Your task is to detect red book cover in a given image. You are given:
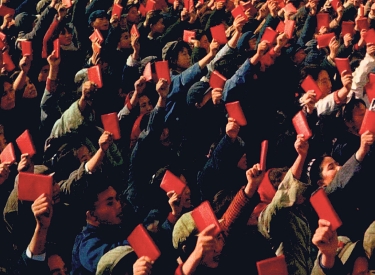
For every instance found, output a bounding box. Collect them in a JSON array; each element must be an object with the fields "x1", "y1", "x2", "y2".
[
  {"x1": 261, "y1": 27, "x2": 278, "y2": 45},
  {"x1": 101, "y1": 113, "x2": 121, "y2": 140},
  {"x1": 191, "y1": 201, "x2": 221, "y2": 236},
  {"x1": 284, "y1": 2, "x2": 297, "y2": 13},
  {"x1": 365, "y1": 73, "x2": 375, "y2": 102},
  {"x1": 276, "y1": 20, "x2": 285, "y2": 34},
  {"x1": 0, "y1": 142, "x2": 15, "y2": 164},
  {"x1": 209, "y1": 70, "x2": 227, "y2": 89},
  {"x1": 359, "y1": 109, "x2": 375, "y2": 135},
  {"x1": 210, "y1": 24, "x2": 228, "y2": 45},
  {"x1": 0, "y1": 5, "x2": 15, "y2": 16},
  {"x1": 184, "y1": 0, "x2": 189, "y2": 10},
  {"x1": 143, "y1": 62, "x2": 153, "y2": 82},
  {"x1": 364, "y1": 28, "x2": 375, "y2": 45},
  {"x1": 183, "y1": 30, "x2": 196, "y2": 43},
  {"x1": 284, "y1": 19, "x2": 295, "y2": 39},
  {"x1": 21, "y1": 40, "x2": 32, "y2": 56},
  {"x1": 316, "y1": 32, "x2": 335, "y2": 49},
  {"x1": 356, "y1": 17, "x2": 368, "y2": 30},
  {"x1": 335, "y1": 58, "x2": 351, "y2": 76},
  {"x1": 131, "y1": 24, "x2": 140, "y2": 38},
  {"x1": 3, "y1": 51, "x2": 15, "y2": 72},
  {"x1": 92, "y1": 41, "x2": 101, "y2": 54},
  {"x1": 62, "y1": 0, "x2": 72, "y2": 8},
  {"x1": 53, "y1": 38, "x2": 60, "y2": 59},
  {"x1": 160, "y1": 170, "x2": 186, "y2": 195},
  {"x1": 231, "y1": 5, "x2": 248, "y2": 20},
  {"x1": 316, "y1": 13, "x2": 330, "y2": 31},
  {"x1": 292, "y1": 110, "x2": 312, "y2": 140},
  {"x1": 260, "y1": 140, "x2": 268, "y2": 172},
  {"x1": 127, "y1": 224, "x2": 161, "y2": 261},
  {"x1": 139, "y1": 4, "x2": 147, "y2": 17},
  {"x1": 331, "y1": 0, "x2": 340, "y2": 11},
  {"x1": 154, "y1": 61, "x2": 171, "y2": 84},
  {"x1": 18, "y1": 172, "x2": 53, "y2": 202},
  {"x1": 0, "y1": 39, "x2": 5, "y2": 51},
  {"x1": 112, "y1": 3, "x2": 123, "y2": 17},
  {"x1": 225, "y1": 101, "x2": 247, "y2": 126},
  {"x1": 0, "y1": 32, "x2": 6, "y2": 41},
  {"x1": 145, "y1": 0, "x2": 156, "y2": 12},
  {"x1": 301, "y1": 75, "x2": 323, "y2": 100},
  {"x1": 341, "y1": 21, "x2": 354, "y2": 36},
  {"x1": 16, "y1": 130, "x2": 36, "y2": 157},
  {"x1": 241, "y1": 1, "x2": 257, "y2": 16},
  {"x1": 87, "y1": 65, "x2": 103, "y2": 88},
  {"x1": 89, "y1": 29, "x2": 104, "y2": 44},
  {"x1": 256, "y1": 255, "x2": 288, "y2": 275},
  {"x1": 155, "y1": 0, "x2": 166, "y2": 11},
  {"x1": 310, "y1": 188, "x2": 342, "y2": 231}
]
